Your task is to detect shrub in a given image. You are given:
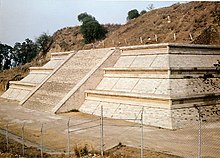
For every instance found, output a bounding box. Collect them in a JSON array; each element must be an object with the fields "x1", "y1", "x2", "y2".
[
  {"x1": 127, "y1": 9, "x2": 140, "y2": 21},
  {"x1": 78, "y1": 12, "x2": 107, "y2": 44}
]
